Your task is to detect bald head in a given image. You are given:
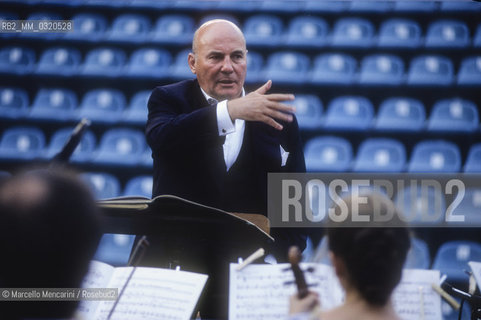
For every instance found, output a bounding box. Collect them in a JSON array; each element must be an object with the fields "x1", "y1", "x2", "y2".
[
  {"x1": 192, "y1": 19, "x2": 245, "y2": 54},
  {"x1": 188, "y1": 19, "x2": 247, "y2": 101}
]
